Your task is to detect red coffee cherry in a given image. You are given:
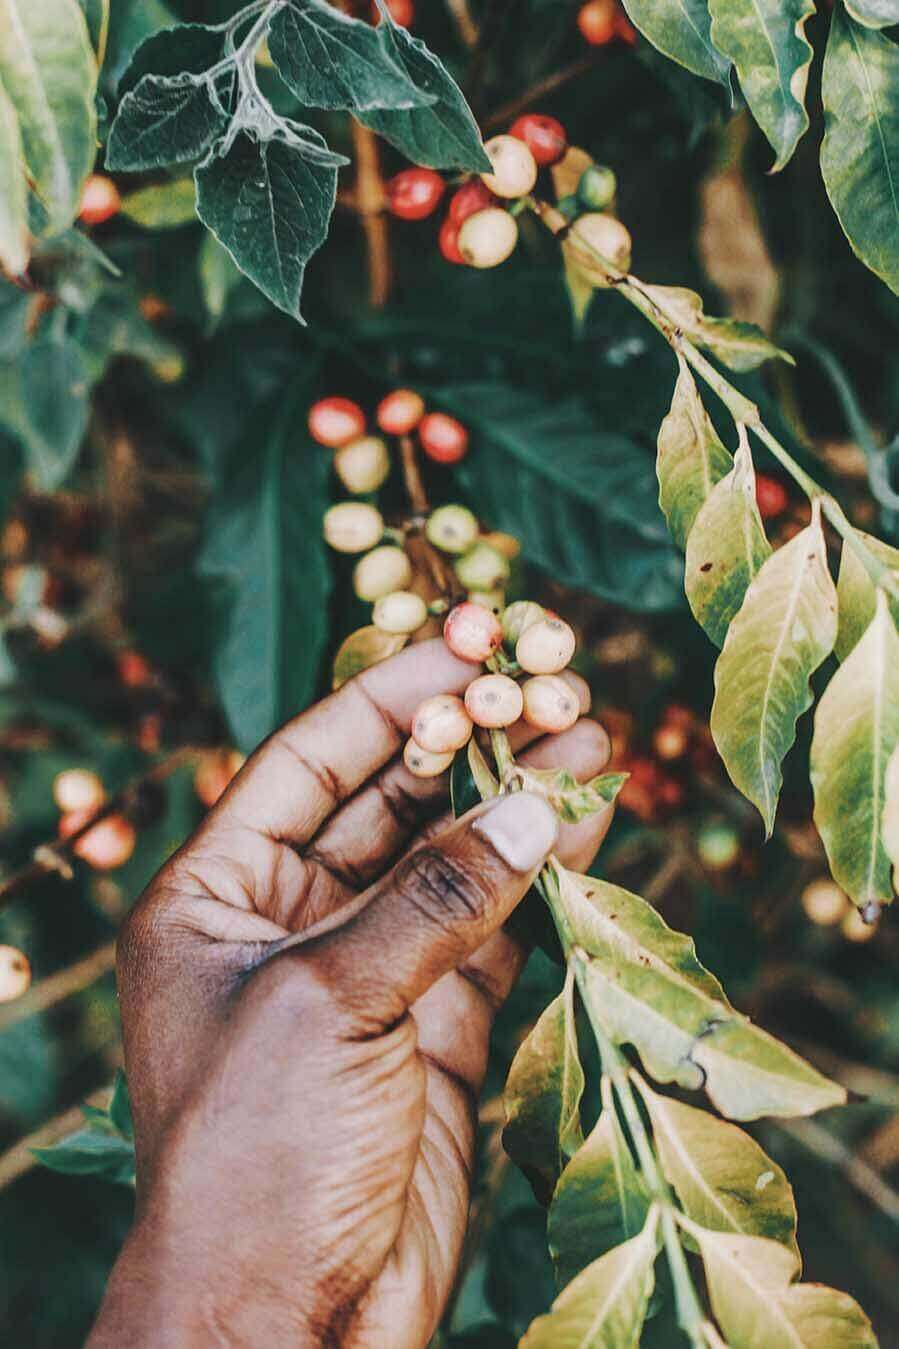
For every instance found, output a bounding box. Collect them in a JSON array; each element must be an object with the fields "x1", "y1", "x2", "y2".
[
  {"x1": 419, "y1": 412, "x2": 469, "y2": 464},
  {"x1": 443, "y1": 602, "x2": 503, "y2": 663},
  {"x1": 308, "y1": 397, "x2": 366, "y2": 448},
  {"x1": 577, "y1": 0, "x2": 617, "y2": 44},
  {"x1": 372, "y1": 0, "x2": 414, "y2": 25},
  {"x1": 386, "y1": 167, "x2": 446, "y2": 220},
  {"x1": 117, "y1": 649, "x2": 153, "y2": 688},
  {"x1": 448, "y1": 180, "x2": 497, "y2": 225},
  {"x1": 755, "y1": 473, "x2": 790, "y2": 519},
  {"x1": 79, "y1": 175, "x2": 121, "y2": 225},
  {"x1": 616, "y1": 11, "x2": 638, "y2": 44},
  {"x1": 508, "y1": 113, "x2": 568, "y2": 167},
  {"x1": 60, "y1": 810, "x2": 137, "y2": 871},
  {"x1": 377, "y1": 388, "x2": 425, "y2": 436},
  {"x1": 439, "y1": 216, "x2": 466, "y2": 265}
]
